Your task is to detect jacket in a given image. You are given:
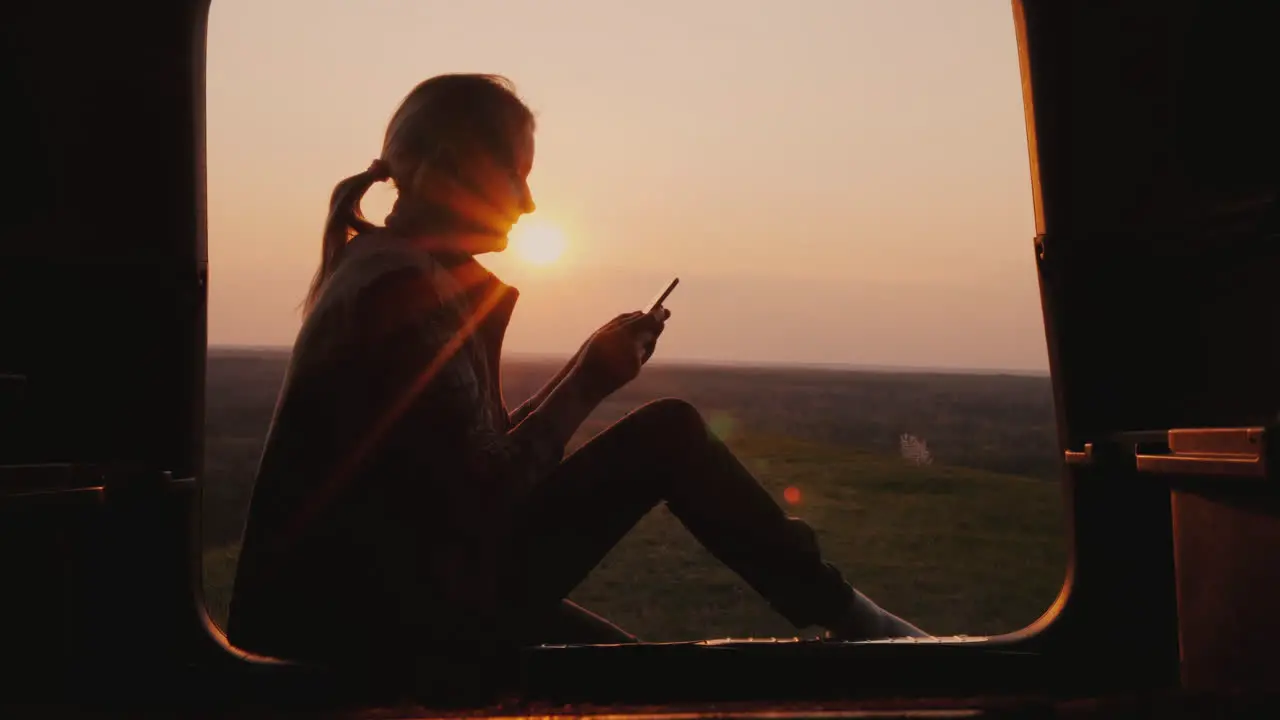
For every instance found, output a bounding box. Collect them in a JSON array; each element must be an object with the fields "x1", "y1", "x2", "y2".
[{"x1": 226, "y1": 231, "x2": 564, "y2": 665}]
